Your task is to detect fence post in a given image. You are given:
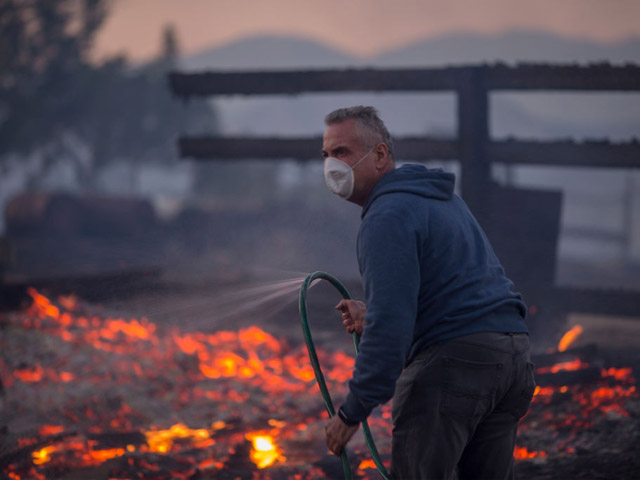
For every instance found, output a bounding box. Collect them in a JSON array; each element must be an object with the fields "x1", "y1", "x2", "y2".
[{"x1": 457, "y1": 66, "x2": 491, "y2": 221}]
